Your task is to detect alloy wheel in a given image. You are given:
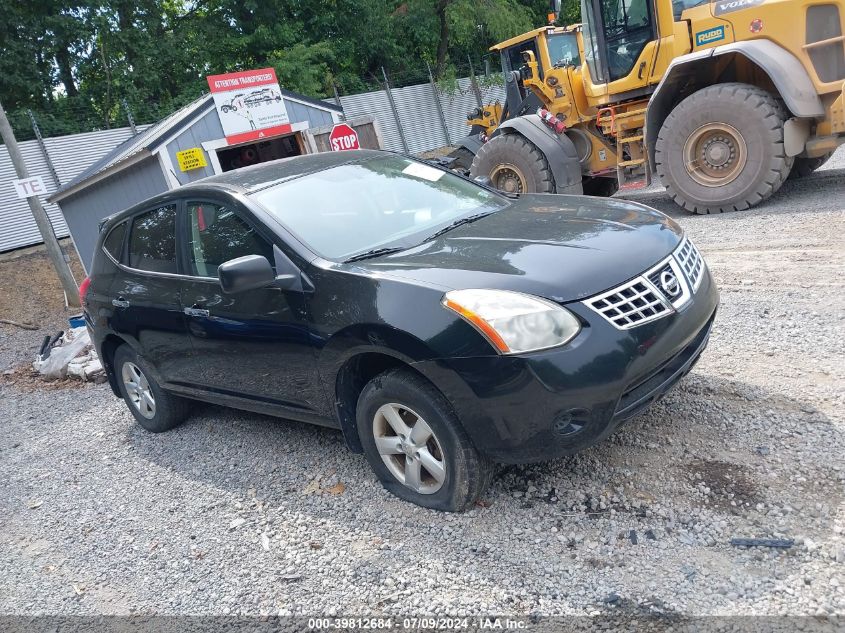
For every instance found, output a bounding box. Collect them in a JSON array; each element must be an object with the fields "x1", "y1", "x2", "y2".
[
  {"x1": 683, "y1": 123, "x2": 748, "y2": 187},
  {"x1": 121, "y1": 361, "x2": 156, "y2": 419},
  {"x1": 372, "y1": 403, "x2": 446, "y2": 494}
]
